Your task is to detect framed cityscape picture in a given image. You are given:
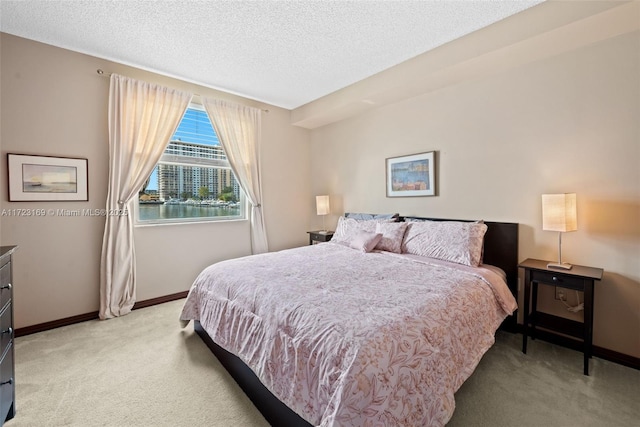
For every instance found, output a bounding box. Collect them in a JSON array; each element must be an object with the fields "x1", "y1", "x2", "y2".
[
  {"x1": 386, "y1": 151, "x2": 436, "y2": 197},
  {"x1": 8, "y1": 153, "x2": 88, "y2": 201}
]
